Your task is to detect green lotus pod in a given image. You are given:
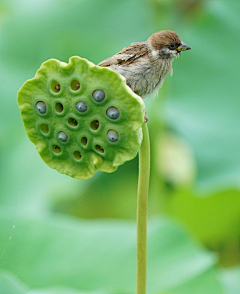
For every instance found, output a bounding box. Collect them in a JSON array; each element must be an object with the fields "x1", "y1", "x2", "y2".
[{"x1": 17, "y1": 56, "x2": 145, "y2": 179}]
